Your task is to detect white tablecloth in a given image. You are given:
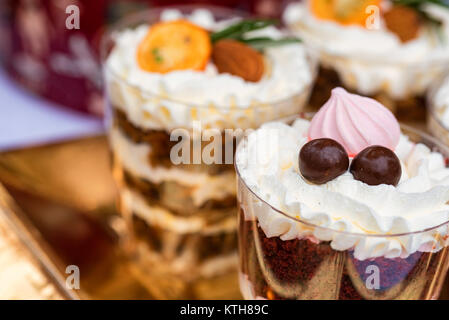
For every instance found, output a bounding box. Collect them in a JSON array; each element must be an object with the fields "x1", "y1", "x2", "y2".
[{"x1": 0, "y1": 70, "x2": 104, "y2": 152}]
